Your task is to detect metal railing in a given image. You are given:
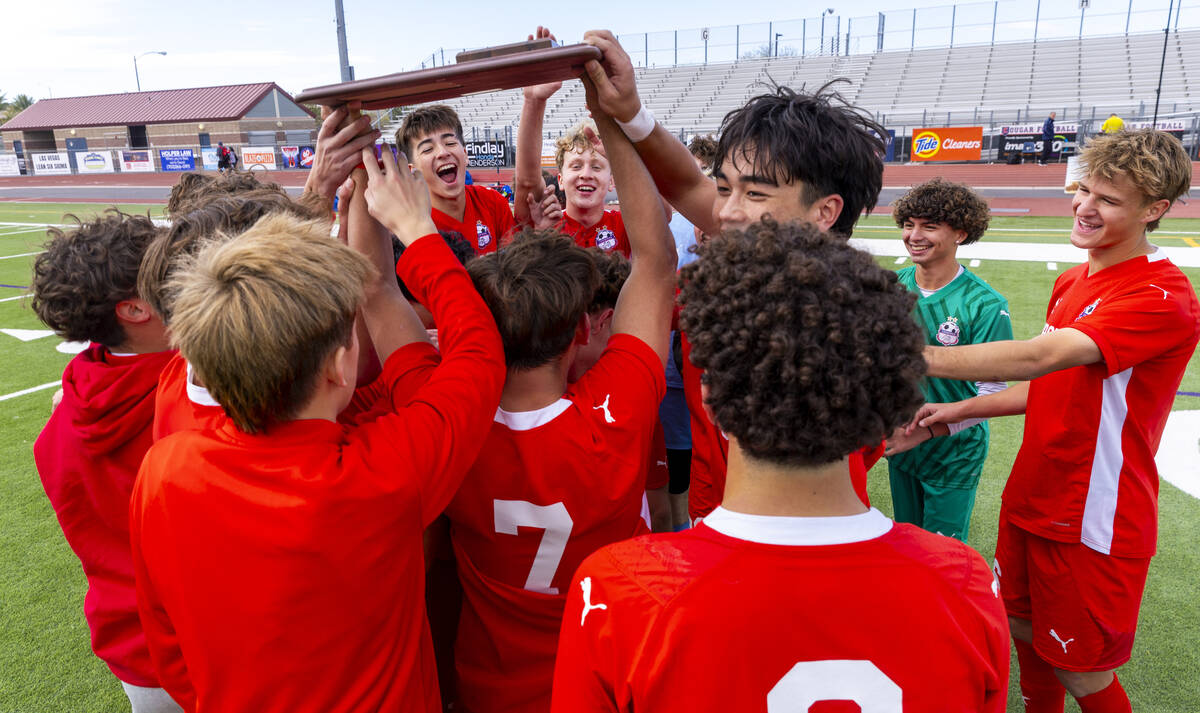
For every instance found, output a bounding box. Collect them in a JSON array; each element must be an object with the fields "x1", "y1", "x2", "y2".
[{"x1": 416, "y1": 0, "x2": 1195, "y2": 69}]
